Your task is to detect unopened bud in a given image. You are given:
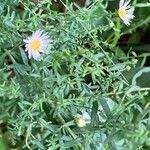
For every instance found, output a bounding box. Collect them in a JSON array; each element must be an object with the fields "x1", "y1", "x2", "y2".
[
  {"x1": 74, "y1": 114, "x2": 87, "y2": 127},
  {"x1": 76, "y1": 118, "x2": 87, "y2": 127}
]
